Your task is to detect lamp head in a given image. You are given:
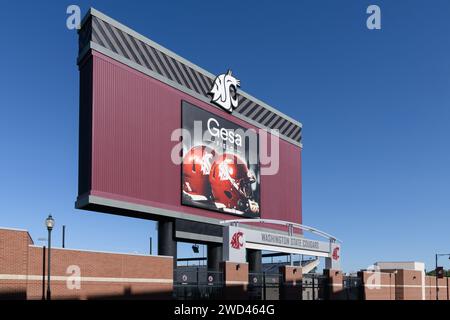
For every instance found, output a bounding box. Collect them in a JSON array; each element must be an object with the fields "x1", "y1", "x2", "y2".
[{"x1": 45, "y1": 215, "x2": 55, "y2": 231}]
